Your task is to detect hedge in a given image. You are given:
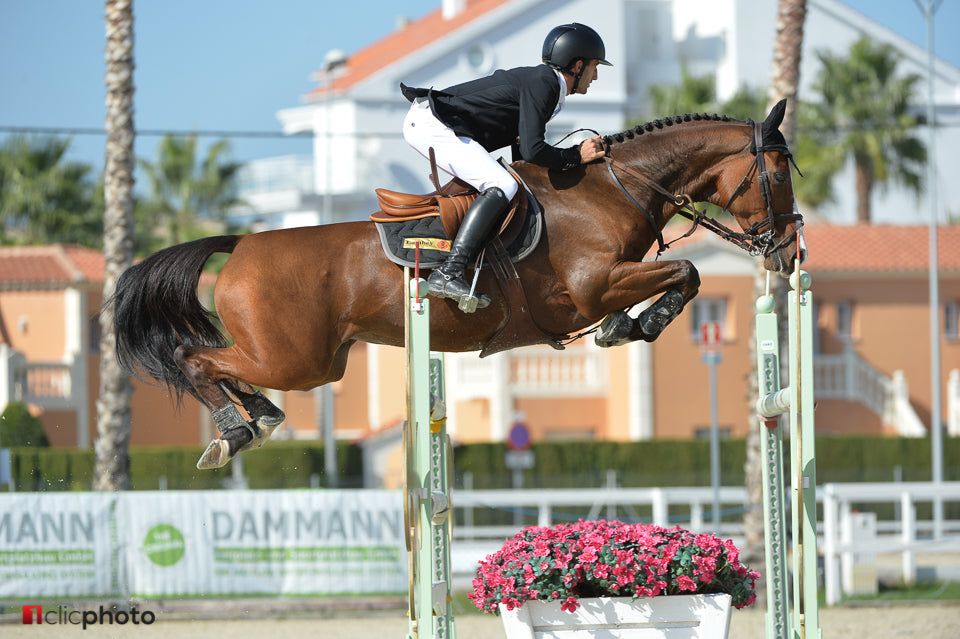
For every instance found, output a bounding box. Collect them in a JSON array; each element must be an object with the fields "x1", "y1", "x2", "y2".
[{"x1": 4, "y1": 435, "x2": 958, "y2": 493}]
